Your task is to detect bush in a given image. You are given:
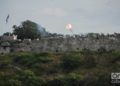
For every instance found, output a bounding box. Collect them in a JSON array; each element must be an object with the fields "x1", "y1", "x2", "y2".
[
  {"x1": 0, "y1": 72, "x2": 22, "y2": 86},
  {"x1": 35, "y1": 52, "x2": 49, "y2": 57},
  {"x1": 17, "y1": 70, "x2": 46, "y2": 86},
  {"x1": 12, "y1": 53, "x2": 35, "y2": 66},
  {"x1": 82, "y1": 55, "x2": 96, "y2": 68},
  {"x1": 47, "y1": 73, "x2": 83, "y2": 86},
  {"x1": 95, "y1": 74, "x2": 111, "y2": 86},
  {"x1": 12, "y1": 52, "x2": 52, "y2": 67},
  {"x1": 60, "y1": 54, "x2": 82, "y2": 70}
]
